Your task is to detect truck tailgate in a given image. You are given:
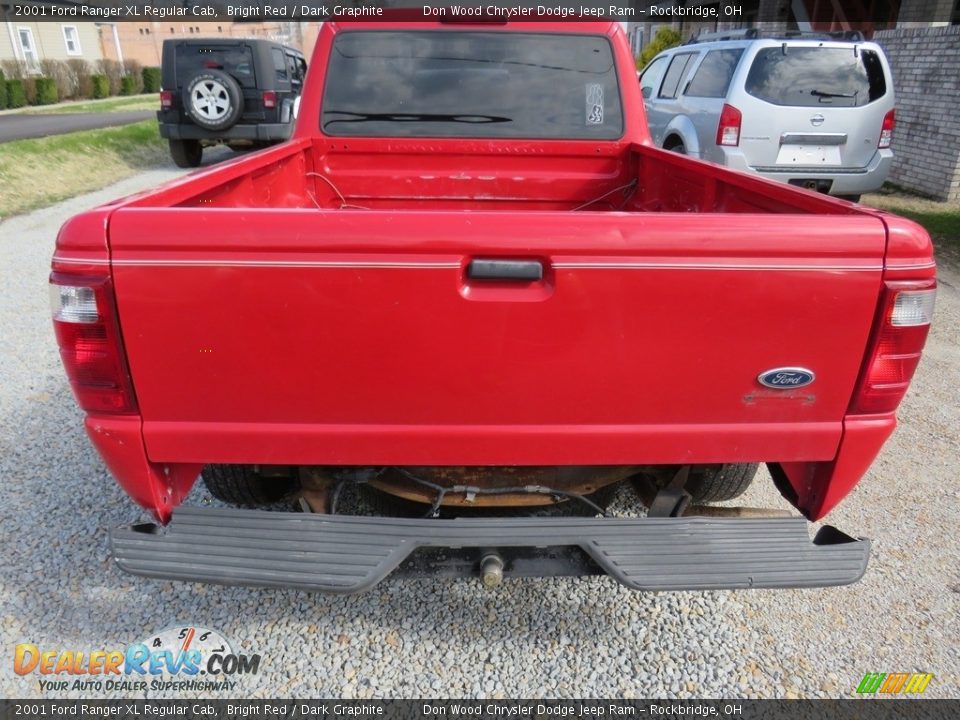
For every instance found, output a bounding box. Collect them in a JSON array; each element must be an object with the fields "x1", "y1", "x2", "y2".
[{"x1": 108, "y1": 208, "x2": 886, "y2": 466}]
